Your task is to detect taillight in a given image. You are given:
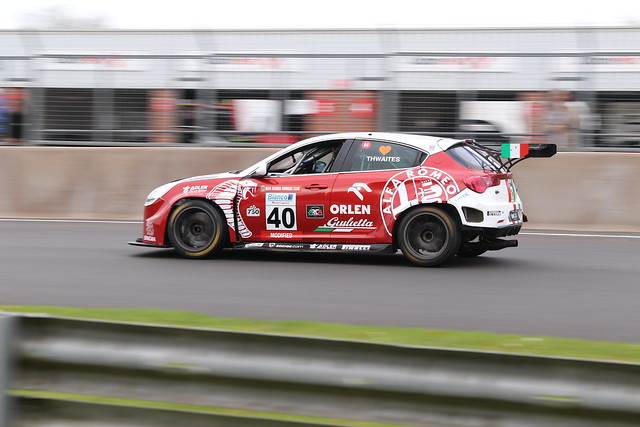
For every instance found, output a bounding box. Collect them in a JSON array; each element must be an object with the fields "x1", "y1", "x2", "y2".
[{"x1": 463, "y1": 175, "x2": 501, "y2": 193}]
